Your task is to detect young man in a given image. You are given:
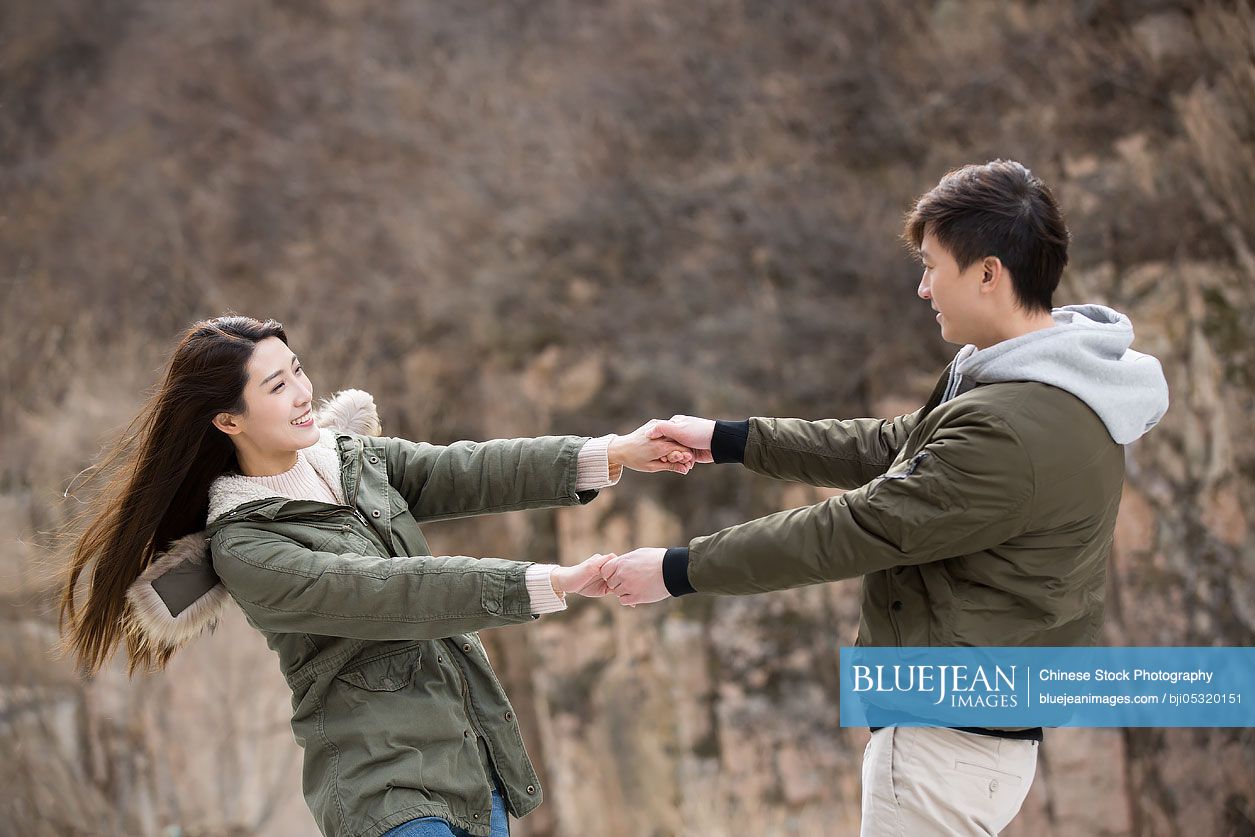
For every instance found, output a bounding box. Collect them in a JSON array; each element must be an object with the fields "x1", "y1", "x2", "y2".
[{"x1": 600, "y1": 160, "x2": 1170, "y2": 835}]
